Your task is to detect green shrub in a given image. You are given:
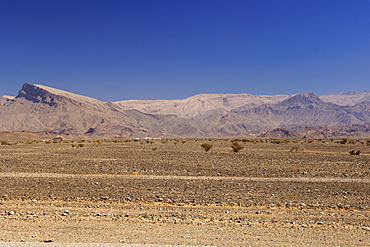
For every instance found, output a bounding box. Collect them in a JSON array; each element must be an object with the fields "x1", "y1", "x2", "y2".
[{"x1": 200, "y1": 143, "x2": 213, "y2": 152}]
